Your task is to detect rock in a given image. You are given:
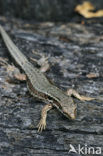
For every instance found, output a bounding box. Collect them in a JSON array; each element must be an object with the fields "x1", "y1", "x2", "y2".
[{"x1": 0, "y1": 18, "x2": 103, "y2": 156}]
